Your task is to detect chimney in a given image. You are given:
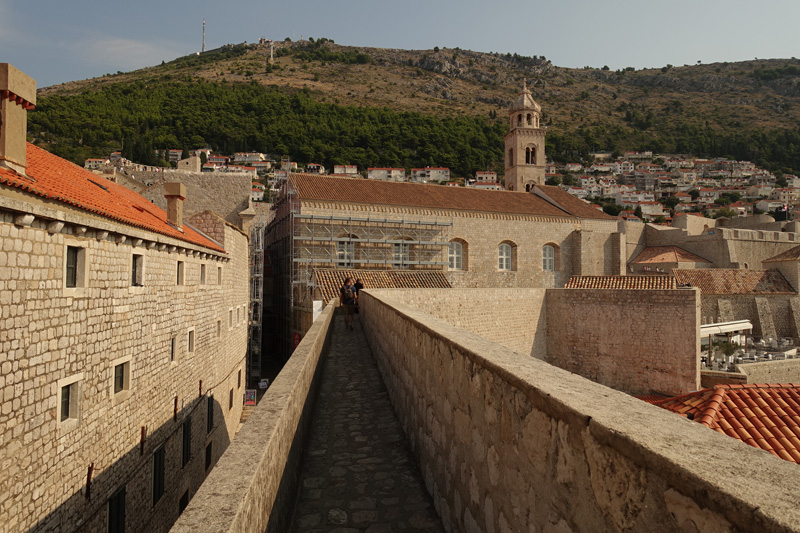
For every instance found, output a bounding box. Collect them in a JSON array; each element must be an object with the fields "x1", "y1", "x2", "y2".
[
  {"x1": 0, "y1": 64, "x2": 36, "y2": 175},
  {"x1": 164, "y1": 182, "x2": 187, "y2": 231}
]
